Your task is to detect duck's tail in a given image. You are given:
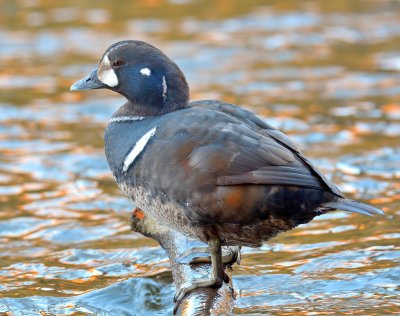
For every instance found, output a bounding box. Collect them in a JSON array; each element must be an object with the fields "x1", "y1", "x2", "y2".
[{"x1": 323, "y1": 198, "x2": 384, "y2": 216}]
